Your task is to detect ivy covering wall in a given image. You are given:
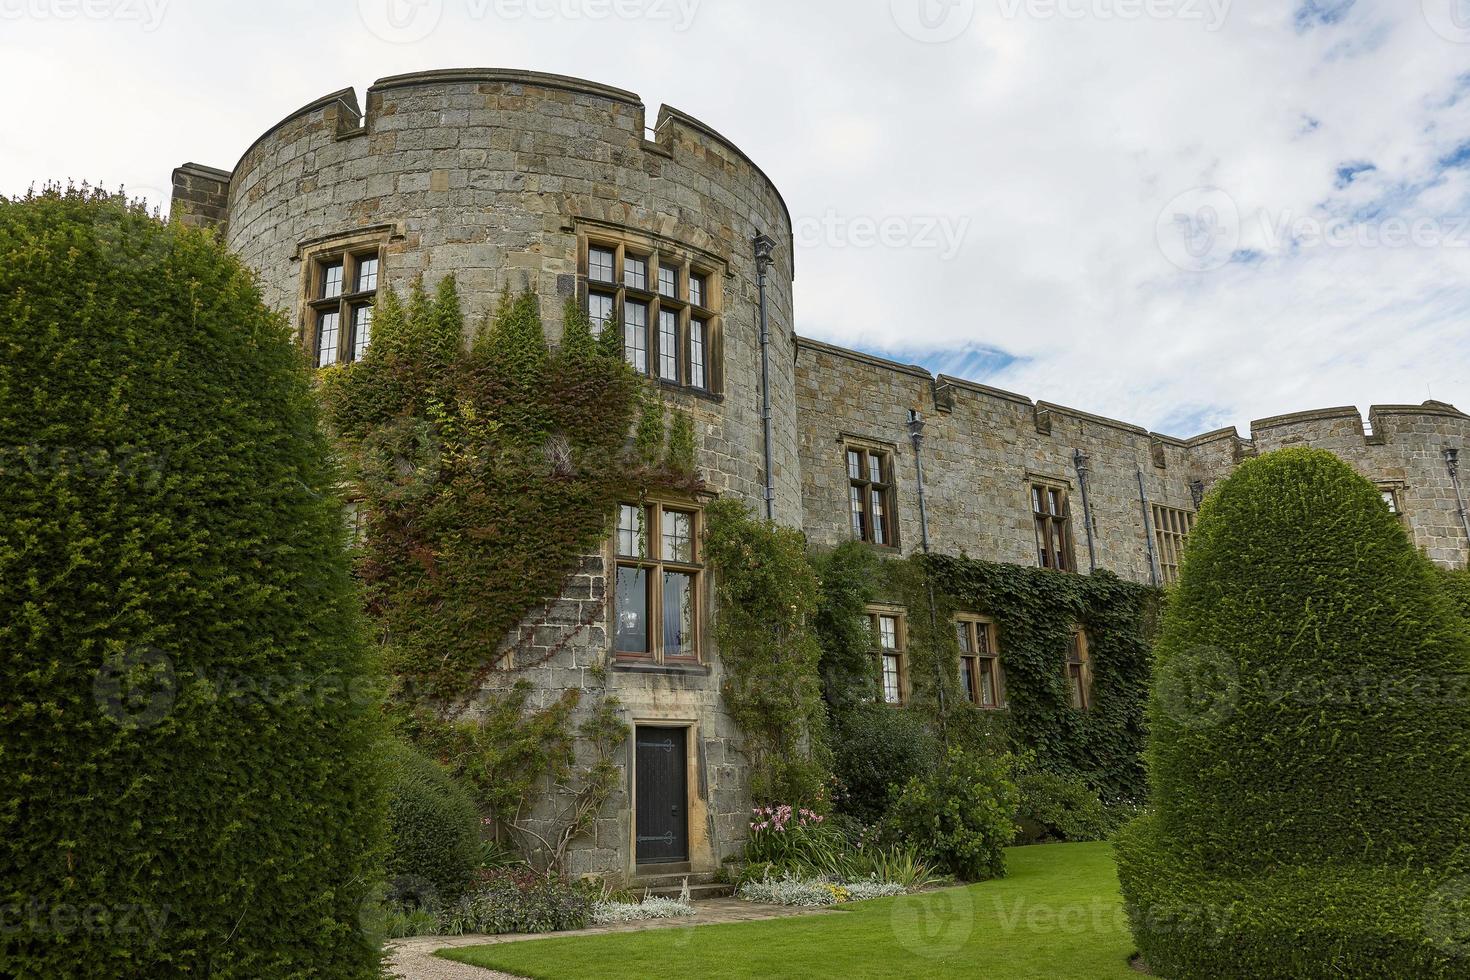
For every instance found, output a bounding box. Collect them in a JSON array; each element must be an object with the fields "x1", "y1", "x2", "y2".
[{"x1": 813, "y1": 548, "x2": 1160, "y2": 803}]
